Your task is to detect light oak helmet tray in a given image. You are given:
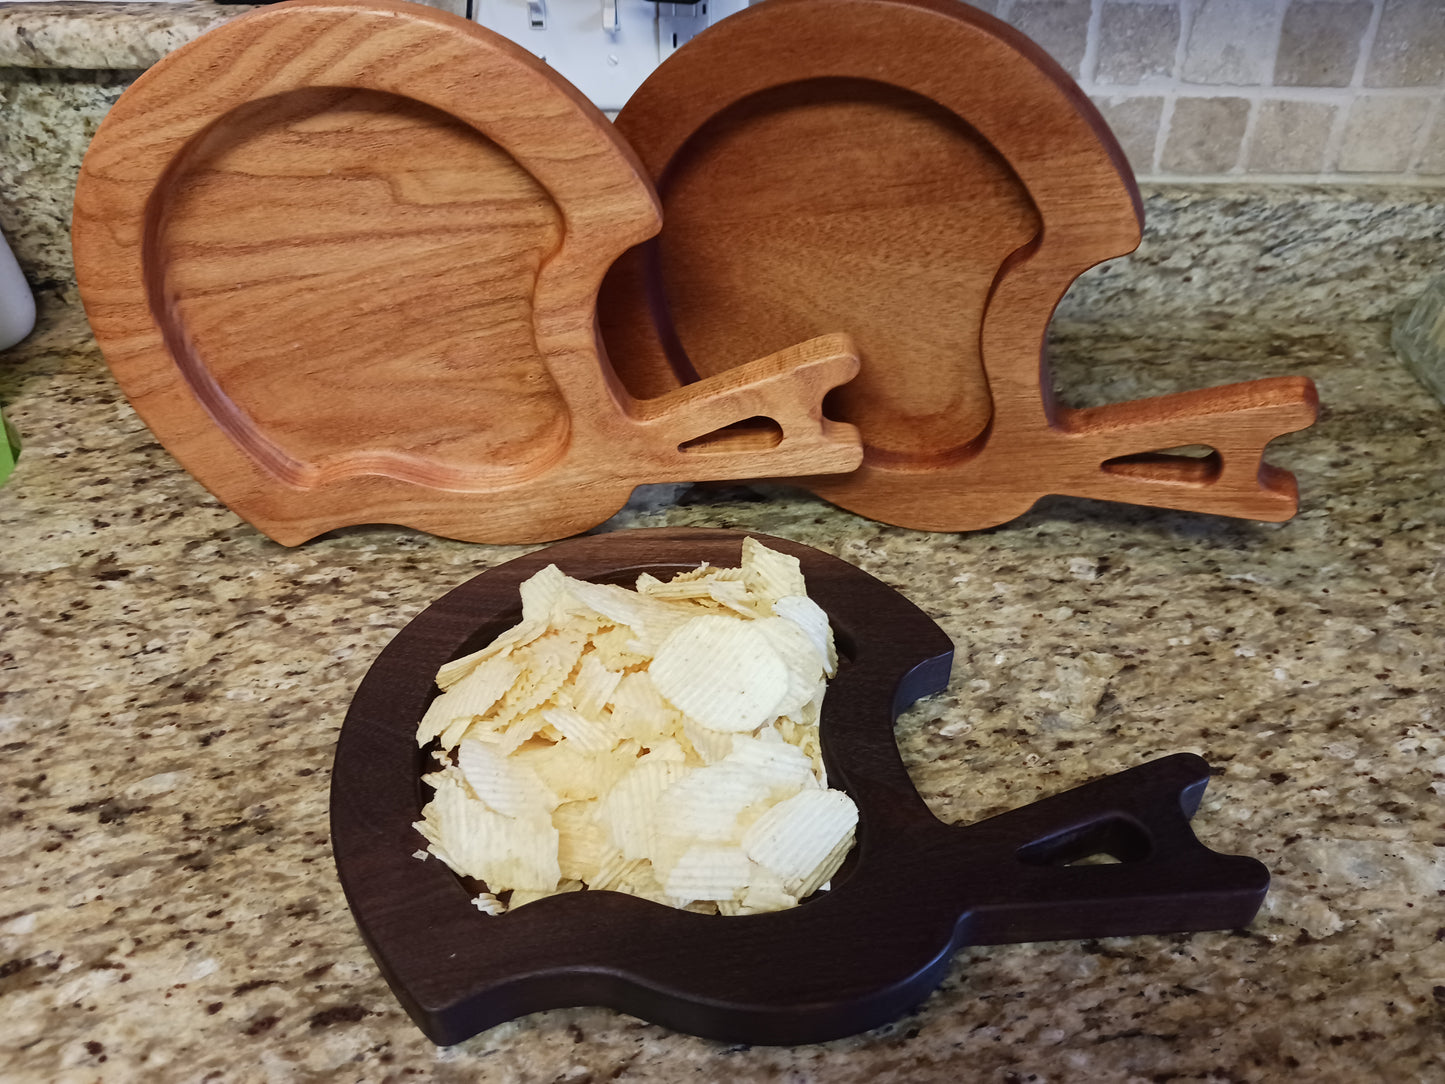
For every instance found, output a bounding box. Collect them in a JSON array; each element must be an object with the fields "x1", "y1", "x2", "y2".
[
  {"x1": 70, "y1": 0, "x2": 864, "y2": 546},
  {"x1": 598, "y1": 0, "x2": 1320, "y2": 531}
]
